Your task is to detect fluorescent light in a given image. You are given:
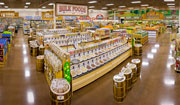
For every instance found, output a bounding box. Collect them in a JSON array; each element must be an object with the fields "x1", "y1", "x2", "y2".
[
  {"x1": 148, "y1": 6, "x2": 153, "y2": 8},
  {"x1": 164, "y1": 0, "x2": 175, "y2": 2},
  {"x1": 48, "y1": 3, "x2": 54, "y2": 5},
  {"x1": 168, "y1": 6, "x2": 175, "y2": 8},
  {"x1": 106, "y1": 3, "x2": 114, "y2": 6},
  {"x1": 4, "y1": 6, "x2": 8, "y2": 8},
  {"x1": 102, "y1": 7, "x2": 107, "y2": 9},
  {"x1": 155, "y1": 44, "x2": 160, "y2": 48},
  {"x1": 89, "y1": 6, "x2": 95, "y2": 8},
  {"x1": 131, "y1": 1, "x2": 141, "y2": 4},
  {"x1": 167, "y1": 3, "x2": 175, "y2": 5},
  {"x1": 42, "y1": 6, "x2": 46, "y2": 8},
  {"x1": 26, "y1": 2, "x2": 31, "y2": 5},
  {"x1": 88, "y1": 1, "x2": 97, "y2": 3},
  {"x1": 24, "y1": 6, "x2": 28, "y2": 8},
  {"x1": 119, "y1": 6, "x2": 126, "y2": 8},
  {"x1": 141, "y1": 4, "x2": 149, "y2": 6},
  {"x1": 0, "y1": 2, "x2": 4, "y2": 5}
]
